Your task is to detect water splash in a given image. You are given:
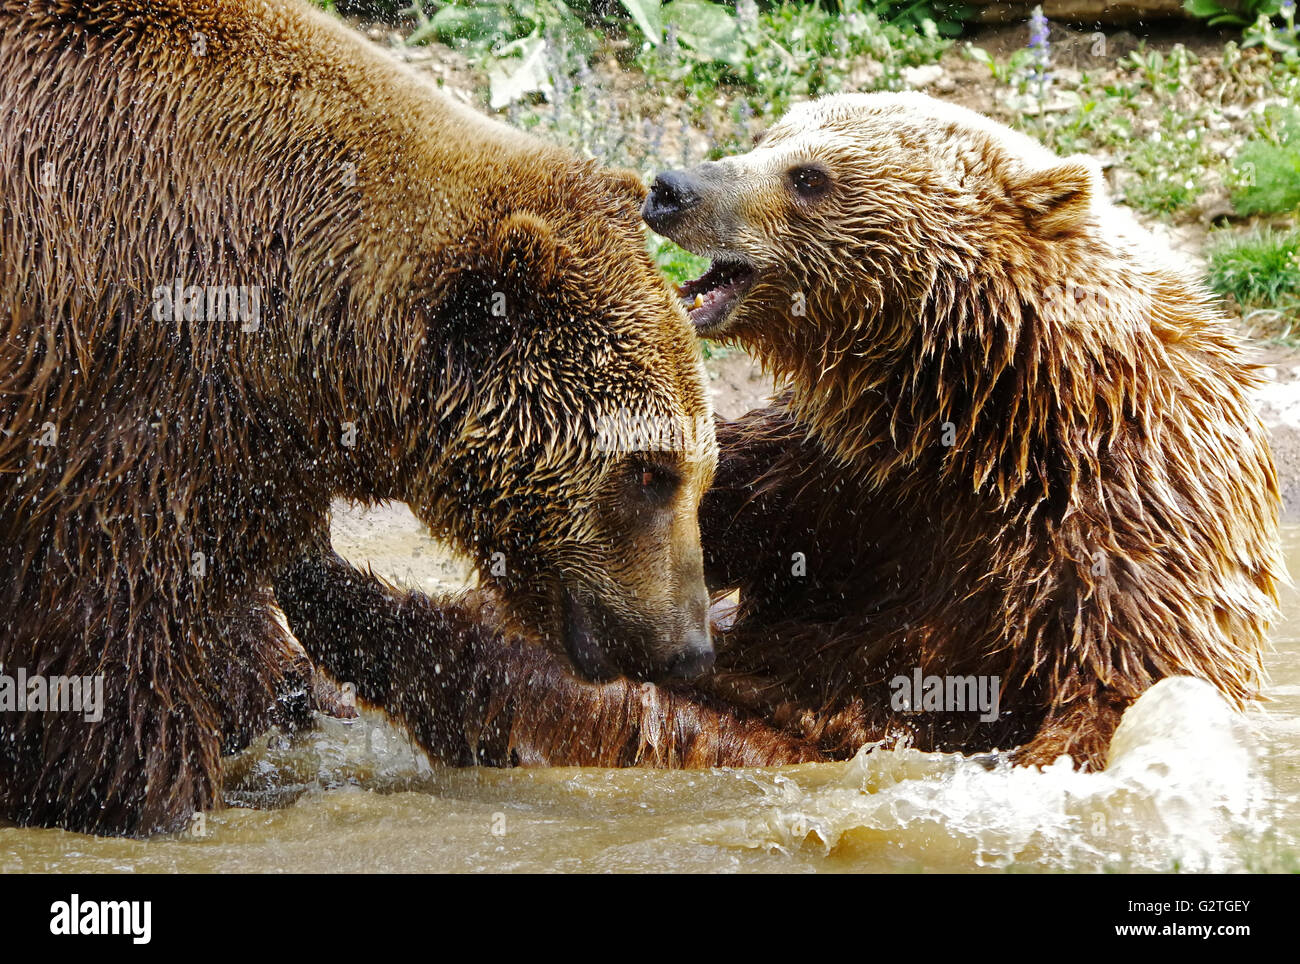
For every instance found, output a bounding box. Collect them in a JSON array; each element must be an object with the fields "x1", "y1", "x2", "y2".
[{"x1": 688, "y1": 678, "x2": 1279, "y2": 872}]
